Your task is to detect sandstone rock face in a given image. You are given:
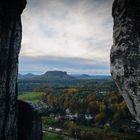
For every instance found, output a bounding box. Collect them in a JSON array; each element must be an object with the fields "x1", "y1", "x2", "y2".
[
  {"x1": 0, "y1": 1, "x2": 26, "y2": 140},
  {"x1": 0, "y1": 1, "x2": 42, "y2": 140},
  {"x1": 111, "y1": 0, "x2": 140, "y2": 123},
  {"x1": 18, "y1": 100, "x2": 42, "y2": 140}
]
